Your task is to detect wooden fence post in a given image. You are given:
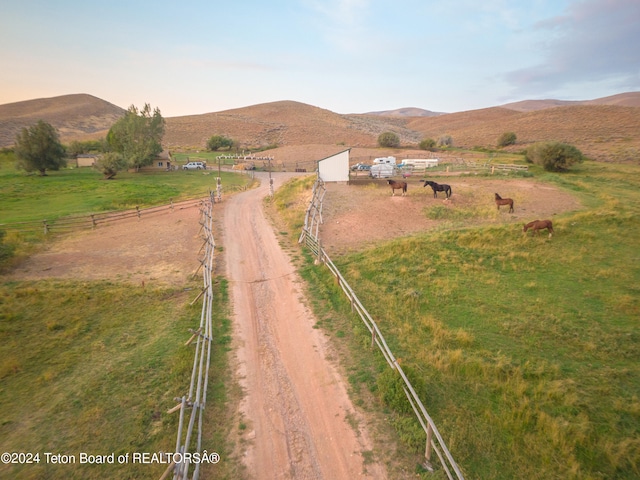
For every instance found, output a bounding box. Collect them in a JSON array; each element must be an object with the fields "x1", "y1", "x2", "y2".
[
  {"x1": 43, "y1": 220, "x2": 49, "y2": 235},
  {"x1": 316, "y1": 239, "x2": 323, "y2": 265},
  {"x1": 424, "y1": 424, "x2": 434, "y2": 471}
]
